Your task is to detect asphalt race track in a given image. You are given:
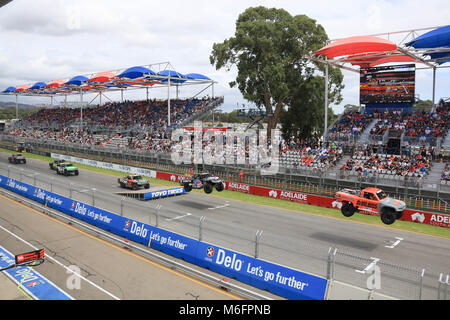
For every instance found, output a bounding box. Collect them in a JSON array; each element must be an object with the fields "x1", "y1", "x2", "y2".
[{"x1": 0, "y1": 152, "x2": 449, "y2": 299}]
